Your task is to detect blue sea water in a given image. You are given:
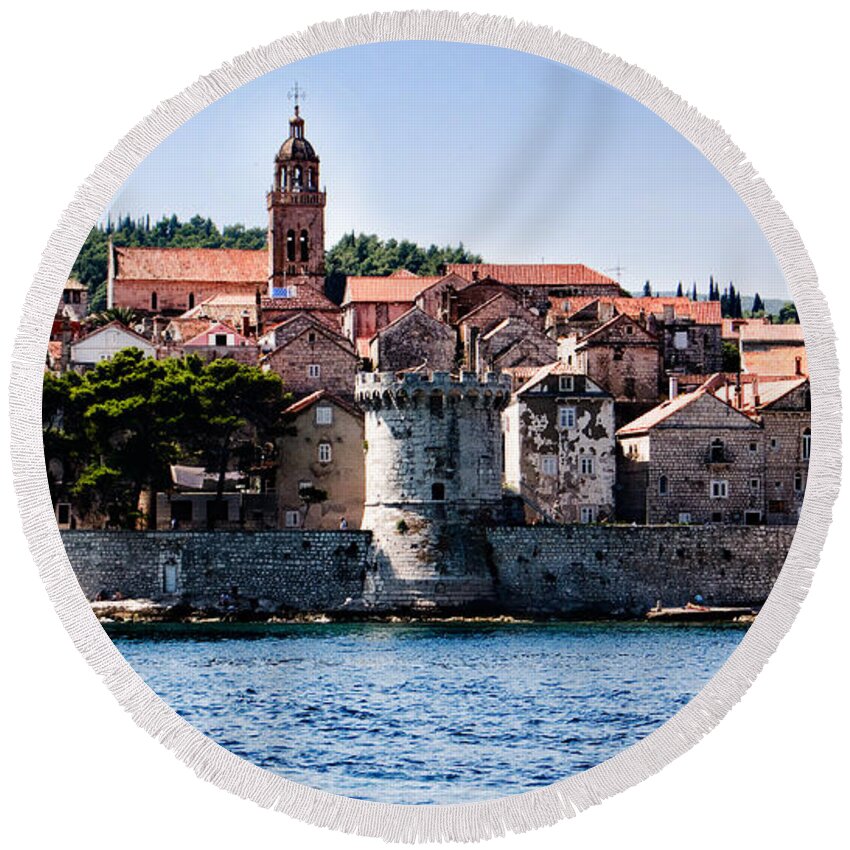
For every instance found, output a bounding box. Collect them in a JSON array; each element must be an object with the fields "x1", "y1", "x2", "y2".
[{"x1": 106, "y1": 621, "x2": 745, "y2": 805}]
